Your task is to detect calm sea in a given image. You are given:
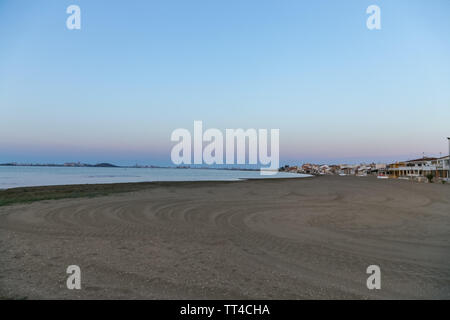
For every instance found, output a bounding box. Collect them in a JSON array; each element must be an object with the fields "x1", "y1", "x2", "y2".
[{"x1": 0, "y1": 166, "x2": 308, "y2": 189}]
